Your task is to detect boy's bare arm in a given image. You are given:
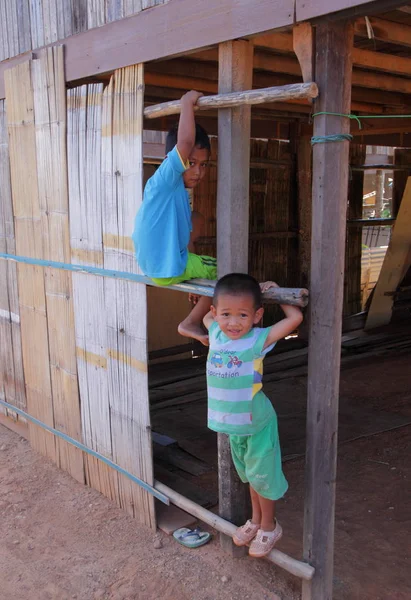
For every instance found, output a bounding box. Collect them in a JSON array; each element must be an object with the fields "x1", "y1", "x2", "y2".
[
  {"x1": 260, "y1": 282, "x2": 303, "y2": 349},
  {"x1": 203, "y1": 310, "x2": 214, "y2": 331},
  {"x1": 177, "y1": 91, "x2": 203, "y2": 163}
]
